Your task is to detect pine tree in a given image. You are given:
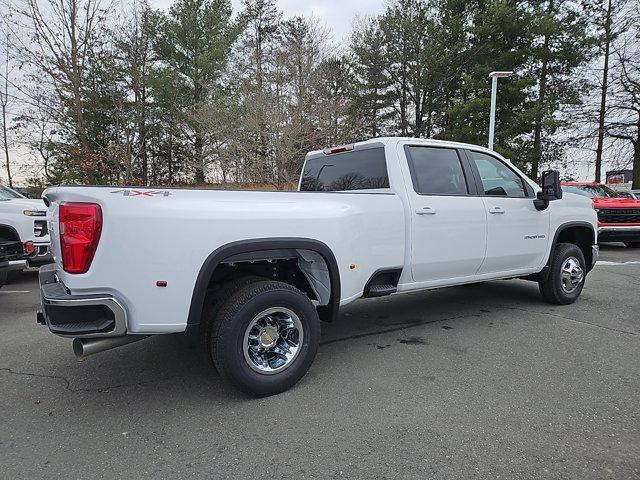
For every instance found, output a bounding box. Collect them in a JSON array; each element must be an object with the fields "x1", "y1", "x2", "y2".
[
  {"x1": 444, "y1": 0, "x2": 533, "y2": 168},
  {"x1": 152, "y1": 0, "x2": 241, "y2": 183},
  {"x1": 526, "y1": 0, "x2": 593, "y2": 179},
  {"x1": 349, "y1": 19, "x2": 394, "y2": 138}
]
